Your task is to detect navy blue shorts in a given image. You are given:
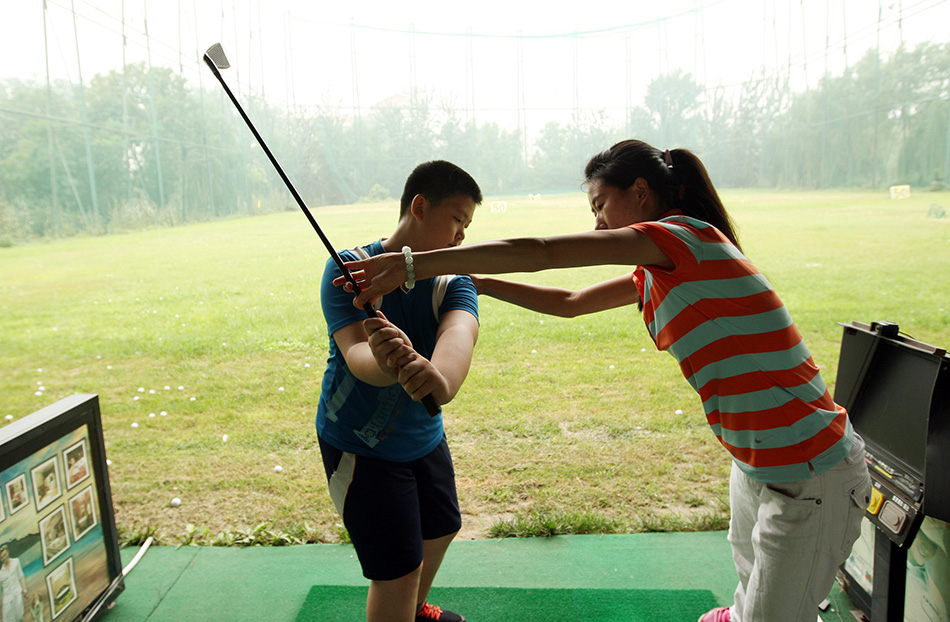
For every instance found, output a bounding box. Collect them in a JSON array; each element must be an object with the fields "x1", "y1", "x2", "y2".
[{"x1": 318, "y1": 435, "x2": 462, "y2": 581}]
